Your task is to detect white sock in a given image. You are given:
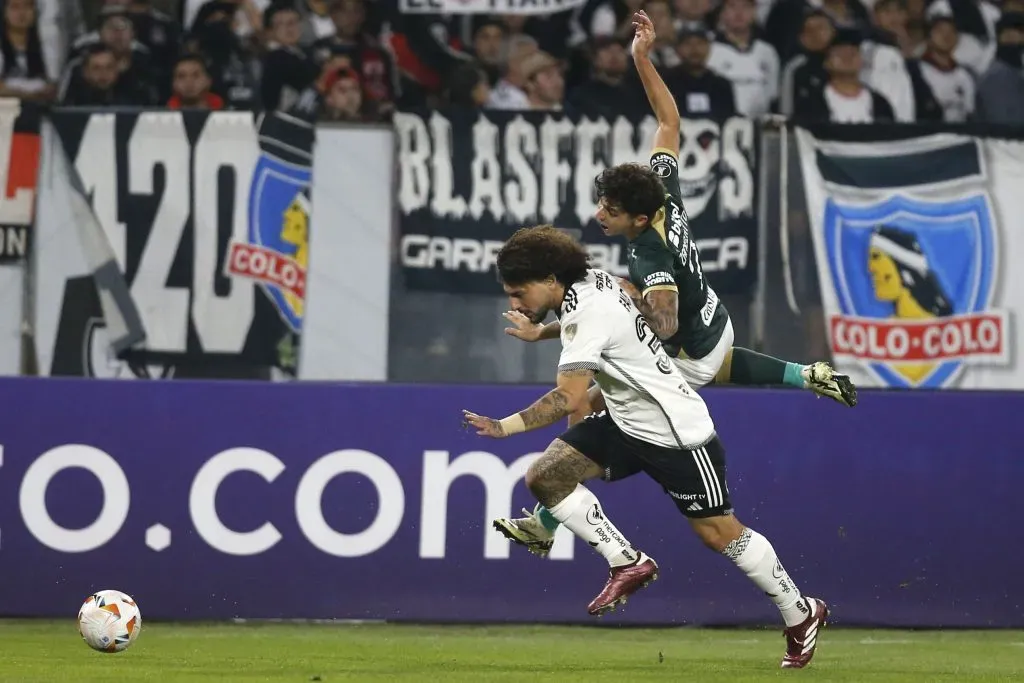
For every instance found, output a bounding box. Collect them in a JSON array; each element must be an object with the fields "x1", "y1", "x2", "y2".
[
  {"x1": 547, "y1": 484, "x2": 637, "y2": 567},
  {"x1": 722, "y1": 527, "x2": 810, "y2": 627}
]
